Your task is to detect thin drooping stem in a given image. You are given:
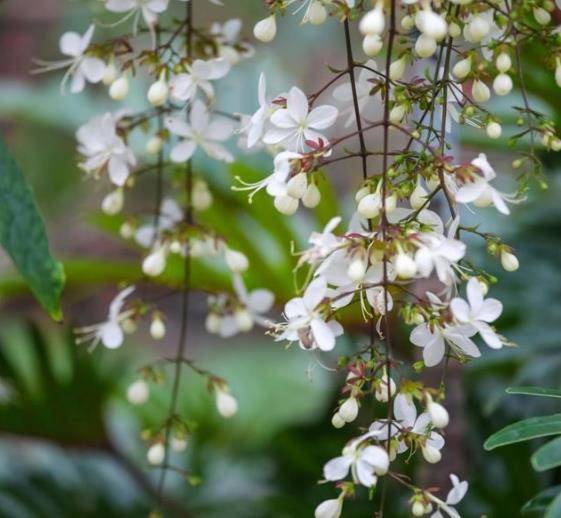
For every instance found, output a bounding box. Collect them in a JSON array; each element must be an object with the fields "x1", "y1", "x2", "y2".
[
  {"x1": 157, "y1": 0, "x2": 193, "y2": 506},
  {"x1": 379, "y1": 0, "x2": 397, "y2": 514}
]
